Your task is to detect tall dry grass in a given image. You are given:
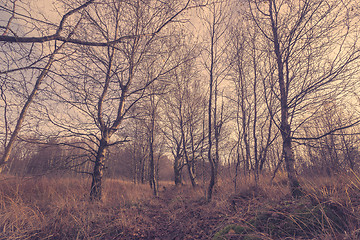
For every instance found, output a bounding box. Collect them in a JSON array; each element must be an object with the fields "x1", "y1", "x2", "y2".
[
  {"x1": 0, "y1": 172, "x2": 359, "y2": 239},
  {"x1": 0, "y1": 176, "x2": 156, "y2": 239},
  {"x1": 214, "y1": 171, "x2": 360, "y2": 239}
]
